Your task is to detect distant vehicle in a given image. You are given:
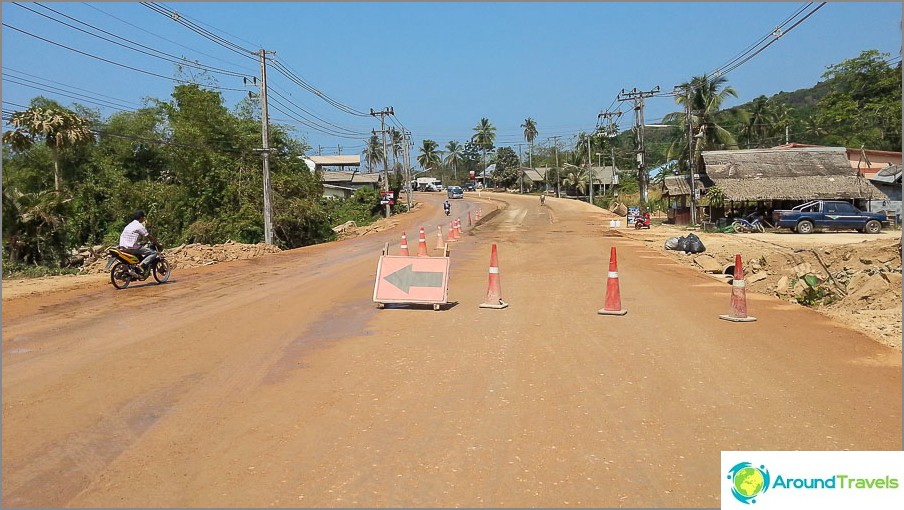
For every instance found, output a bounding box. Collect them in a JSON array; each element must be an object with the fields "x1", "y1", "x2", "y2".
[
  {"x1": 416, "y1": 177, "x2": 443, "y2": 192},
  {"x1": 463, "y1": 182, "x2": 476, "y2": 192},
  {"x1": 447, "y1": 186, "x2": 464, "y2": 199},
  {"x1": 773, "y1": 200, "x2": 888, "y2": 234}
]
